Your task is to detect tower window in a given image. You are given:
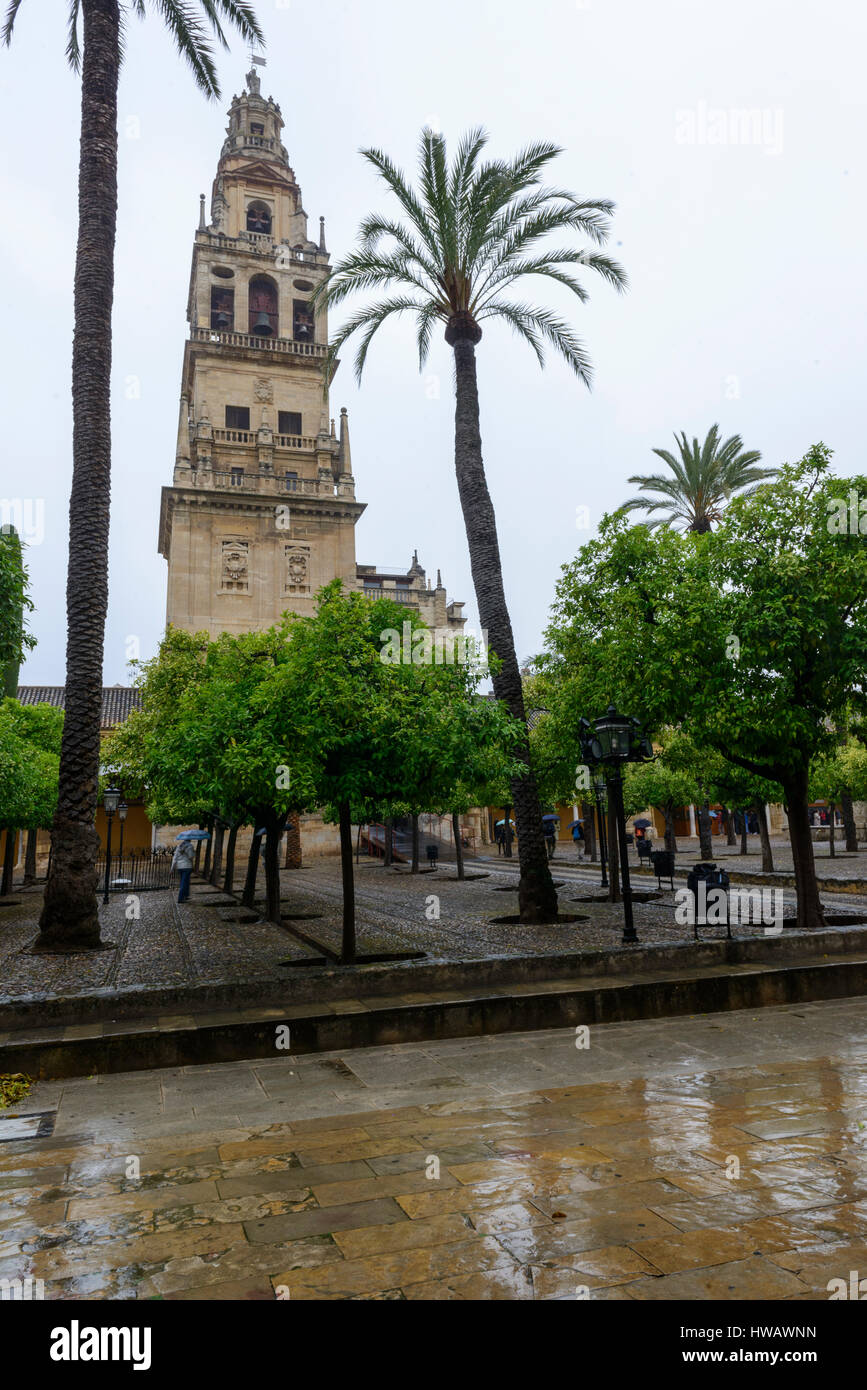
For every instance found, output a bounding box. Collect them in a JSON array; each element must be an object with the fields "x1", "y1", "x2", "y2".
[
  {"x1": 246, "y1": 201, "x2": 272, "y2": 235},
  {"x1": 230, "y1": 467, "x2": 244, "y2": 487},
  {"x1": 285, "y1": 472, "x2": 298, "y2": 491},
  {"x1": 250, "y1": 122, "x2": 264, "y2": 136},
  {"x1": 210, "y1": 287, "x2": 234, "y2": 331},
  {"x1": 225, "y1": 406, "x2": 250, "y2": 431},
  {"x1": 293, "y1": 300, "x2": 314, "y2": 342},
  {"x1": 278, "y1": 411, "x2": 302, "y2": 437},
  {"x1": 249, "y1": 276, "x2": 278, "y2": 337}
]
